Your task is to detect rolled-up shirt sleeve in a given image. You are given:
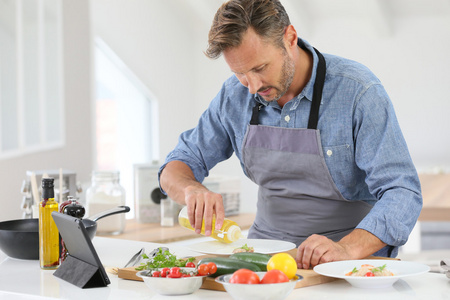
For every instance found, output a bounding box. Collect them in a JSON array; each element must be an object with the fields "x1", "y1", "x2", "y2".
[{"x1": 353, "y1": 83, "x2": 422, "y2": 247}]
